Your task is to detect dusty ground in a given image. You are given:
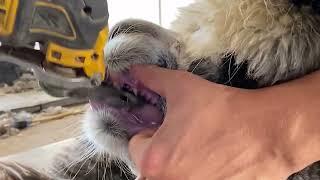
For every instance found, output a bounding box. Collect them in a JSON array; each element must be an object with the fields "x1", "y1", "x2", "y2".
[{"x1": 0, "y1": 113, "x2": 83, "y2": 157}]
